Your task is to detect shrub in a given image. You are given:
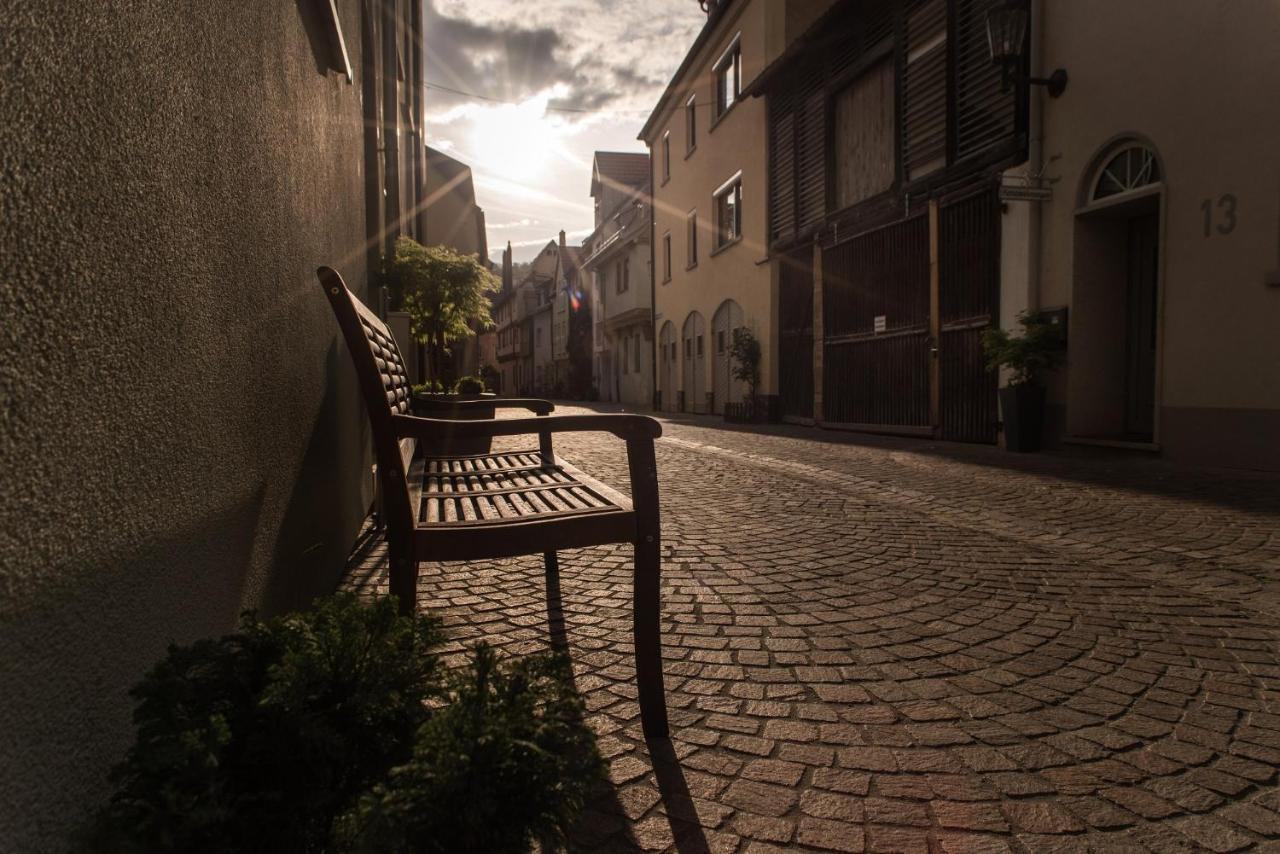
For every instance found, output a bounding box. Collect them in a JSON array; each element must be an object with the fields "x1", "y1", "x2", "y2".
[
  {"x1": 335, "y1": 646, "x2": 603, "y2": 853},
  {"x1": 81, "y1": 595, "x2": 443, "y2": 853},
  {"x1": 82, "y1": 597, "x2": 603, "y2": 854},
  {"x1": 981, "y1": 311, "x2": 1066, "y2": 387},
  {"x1": 411, "y1": 380, "x2": 444, "y2": 395},
  {"x1": 729, "y1": 327, "x2": 762, "y2": 404},
  {"x1": 452, "y1": 375, "x2": 486, "y2": 395}
]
